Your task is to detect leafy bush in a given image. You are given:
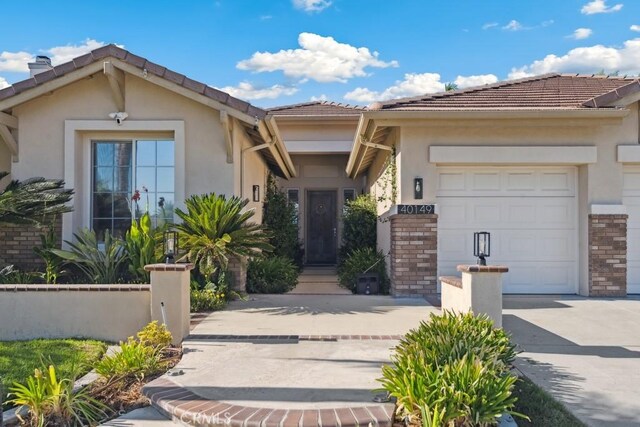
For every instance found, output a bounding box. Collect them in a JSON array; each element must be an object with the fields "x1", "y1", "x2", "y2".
[
  {"x1": 124, "y1": 212, "x2": 165, "y2": 283},
  {"x1": 51, "y1": 229, "x2": 127, "y2": 284},
  {"x1": 94, "y1": 338, "x2": 162, "y2": 380},
  {"x1": 33, "y1": 225, "x2": 66, "y2": 284},
  {"x1": 7, "y1": 364, "x2": 107, "y2": 427},
  {"x1": 262, "y1": 174, "x2": 303, "y2": 268},
  {"x1": 337, "y1": 247, "x2": 388, "y2": 293},
  {"x1": 0, "y1": 265, "x2": 37, "y2": 284},
  {"x1": 246, "y1": 256, "x2": 298, "y2": 294},
  {"x1": 175, "y1": 193, "x2": 272, "y2": 281},
  {"x1": 190, "y1": 288, "x2": 227, "y2": 312},
  {"x1": 339, "y1": 194, "x2": 377, "y2": 263},
  {"x1": 136, "y1": 321, "x2": 172, "y2": 349},
  {"x1": 378, "y1": 311, "x2": 522, "y2": 426}
]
